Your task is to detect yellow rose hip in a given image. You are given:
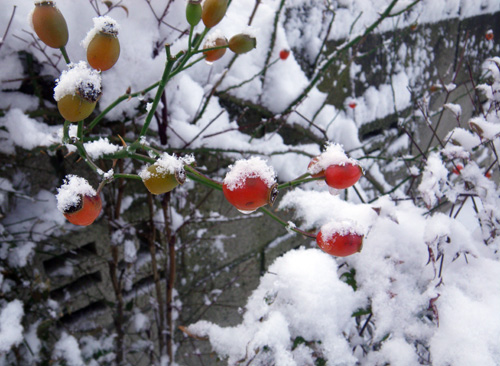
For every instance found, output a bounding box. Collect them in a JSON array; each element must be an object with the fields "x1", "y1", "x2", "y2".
[
  {"x1": 83, "y1": 16, "x2": 121, "y2": 72},
  {"x1": 31, "y1": 1, "x2": 68, "y2": 49},
  {"x1": 53, "y1": 62, "x2": 102, "y2": 122},
  {"x1": 201, "y1": 0, "x2": 227, "y2": 28}
]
